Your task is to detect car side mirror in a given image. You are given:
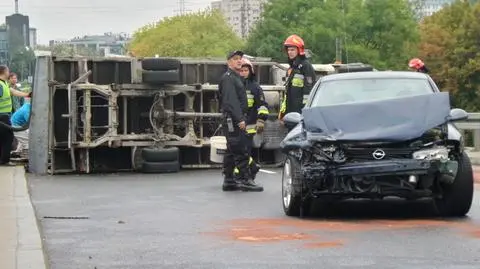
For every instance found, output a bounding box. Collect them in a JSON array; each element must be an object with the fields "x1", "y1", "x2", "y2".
[
  {"x1": 447, "y1": 108, "x2": 468, "y2": 121},
  {"x1": 283, "y1": 112, "x2": 303, "y2": 129}
]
